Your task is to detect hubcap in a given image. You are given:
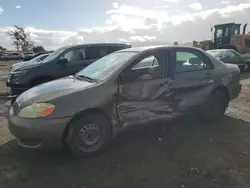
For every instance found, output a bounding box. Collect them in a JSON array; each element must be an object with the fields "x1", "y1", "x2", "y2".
[{"x1": 78, "y1": 124, "x2": 100, "y2": 146}]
